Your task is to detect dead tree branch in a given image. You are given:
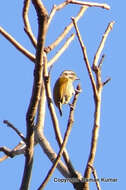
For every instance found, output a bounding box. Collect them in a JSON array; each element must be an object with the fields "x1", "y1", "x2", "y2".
[
  {"x1": 48, "y1": 33, "x2": 75, "y2": 67},
  {"x1": 68, "y1": 0, "x2": 110, "y2": 10},
  {"x1": 45, "y1": 6, "x2": 88, "y2": 53},
  {"x1": 88, "y1": 164, "x2": 101, "y2": 190},
  {"x1": 23, "y1": 0, "x2": 37, "y2": 48},
  {"x1": 0, "y1": 26, "x2": 35, "y2": 62},
  {"x1": 0, "y1": 142, "x2": 26, "y2": 159},
  {"x1": 93, "y1": 21, "x2": 115, "y2": 68},
  {"x1": 72, "y1": 17, "x2": 97, "y2": 96},
  {"x1": 47, "y1": 1, "x2": 69, "y2": 28},
  {"x1": 3, "y1": 120, "x2": 26, "y2": 142},
  {"x1": 72, "y1": 17, "x2": 114, "y2": 190}
]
